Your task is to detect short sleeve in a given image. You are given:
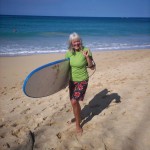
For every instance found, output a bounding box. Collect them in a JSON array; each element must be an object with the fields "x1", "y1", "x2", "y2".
[{"x1": 65, "y1": 50, "x2": 72, "y2": 59}]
